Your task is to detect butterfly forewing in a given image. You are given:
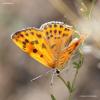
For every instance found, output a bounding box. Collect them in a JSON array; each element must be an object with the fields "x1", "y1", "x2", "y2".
[{"x1": 11, "y1": 28, "x2": 55, "y2": 68}]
